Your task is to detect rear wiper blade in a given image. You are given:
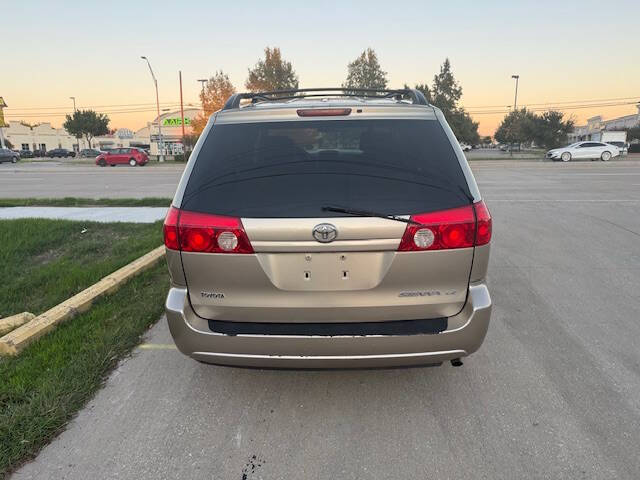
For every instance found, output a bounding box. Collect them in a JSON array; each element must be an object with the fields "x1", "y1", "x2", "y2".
[{"x1": 321, "y1": 205, "x2": 425, "y2": 226}]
